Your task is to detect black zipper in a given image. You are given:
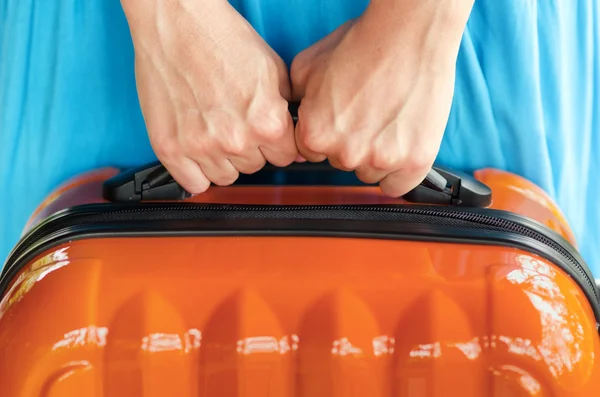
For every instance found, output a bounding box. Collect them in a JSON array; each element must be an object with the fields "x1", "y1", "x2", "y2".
[{"x1": 2, "y1": 203, "x2": 599, "y2": 325}]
